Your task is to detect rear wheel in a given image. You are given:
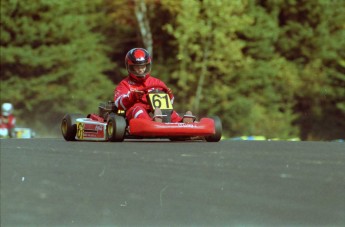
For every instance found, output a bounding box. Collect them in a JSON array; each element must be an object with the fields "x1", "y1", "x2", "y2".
[
  {"x1": 61, "y1": 114, "x2": 84, "y2": 141},
  {"x1": 107, "y1": 114, "x2": 126, "y2": 142},
  {"x1": 205, "y1": 116, "x2": 222, "y2": 142}
]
